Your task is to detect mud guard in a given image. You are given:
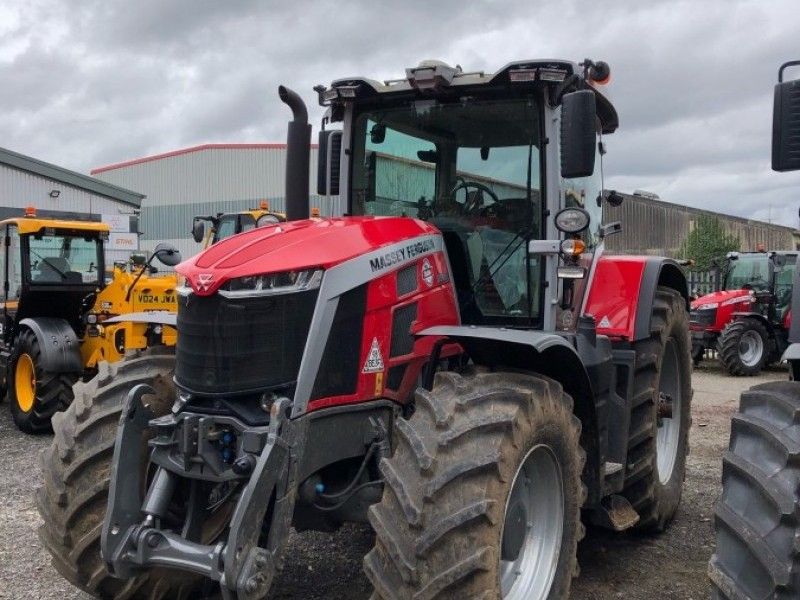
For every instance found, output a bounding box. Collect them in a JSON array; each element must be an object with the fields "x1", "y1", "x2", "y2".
[
  {"x1": 585, "y1": 256, "x2": 689, "y2": 341},
  {"x1": 18, "y1": 317, "x2": 82, "y2": 373}
]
